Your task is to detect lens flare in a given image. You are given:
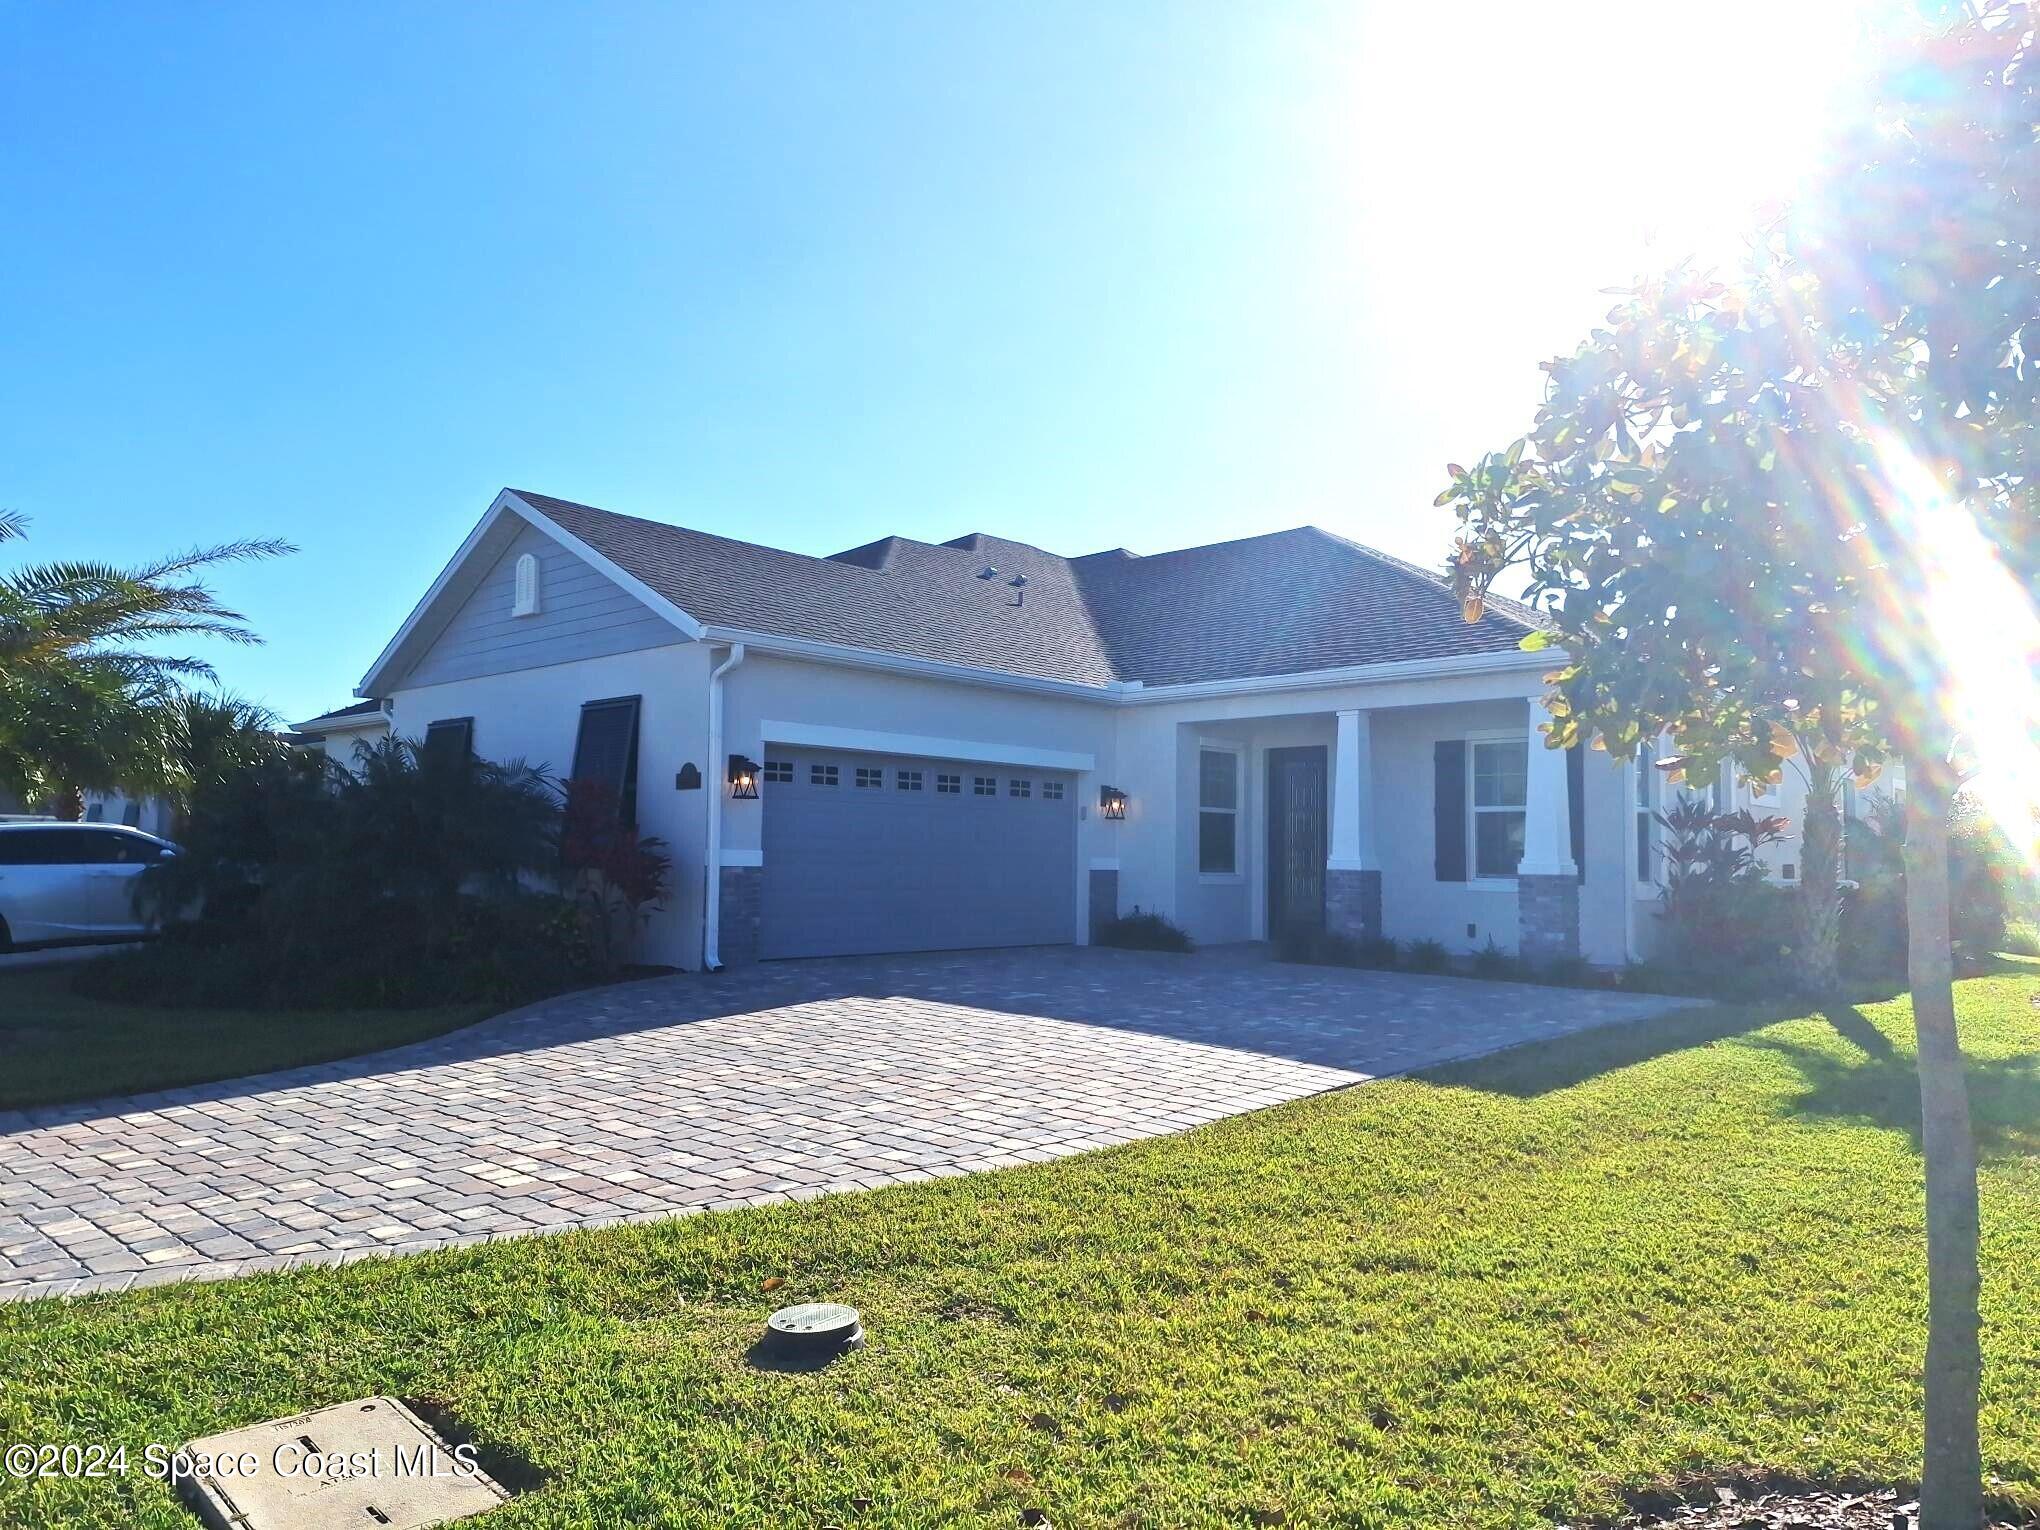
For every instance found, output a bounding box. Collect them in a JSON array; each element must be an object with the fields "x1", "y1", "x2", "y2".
[{"x1": 1864, "y1": 438, "x2": 2040, "y2": 875}]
